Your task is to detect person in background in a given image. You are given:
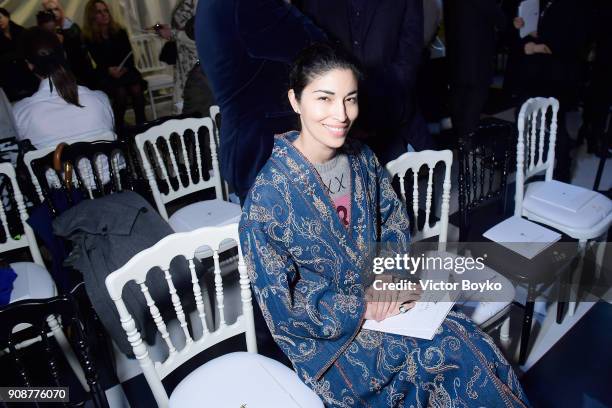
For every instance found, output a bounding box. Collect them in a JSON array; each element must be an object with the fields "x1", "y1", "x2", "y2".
[
  {"x1": 36, "y1": 10, "x2": 59, "y2": 35},
  {"x1": 0, "y1": 8, "x2": 38, "y2": 102},
  {"x1": 507, "y1": 0, "x2": 591, "y2": 182},
  {"x1": 82, "y1": 0, "x2": 146, "y2": 132},
  {"x1": 13, "y1": 27, "x2": 114, "y2": 149},
  {"x1": 579, "y1": 0, "x2": 611, "y2": 158},
  {"x1": 240, "y1": 43, "x2": 530, "y2": 407},
  {"x1": 299, "y1": 0, "x2": 431, "y2": 164},
  {"x1": 194, "y1": 0, "x2": 326, "y2": 203},
  {"x1": 443, "y1": 0, "x2": 507, "y2": 140},
  {"x1": 42, "y1": 0, "x2": 95, "y2": 88}
]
